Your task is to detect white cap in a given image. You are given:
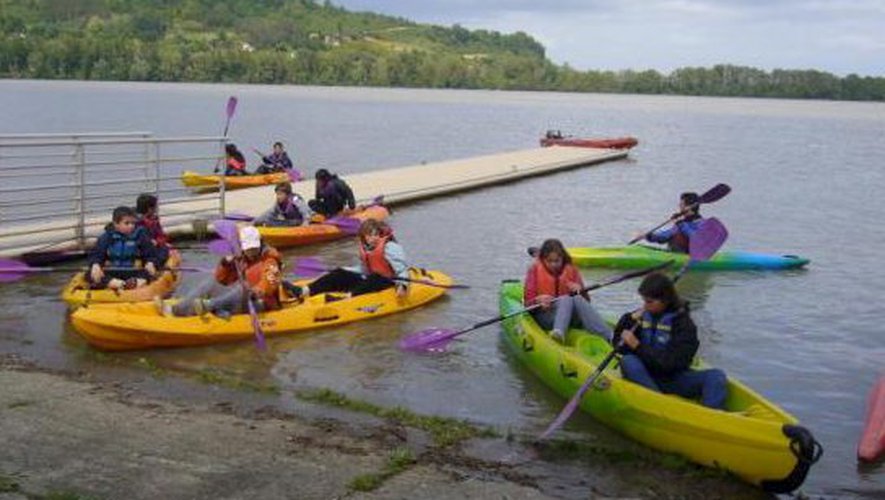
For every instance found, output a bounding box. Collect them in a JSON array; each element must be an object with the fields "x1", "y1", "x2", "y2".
[{"x1": 239, "y1": 226, "x2": 261, "y2": 250}]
